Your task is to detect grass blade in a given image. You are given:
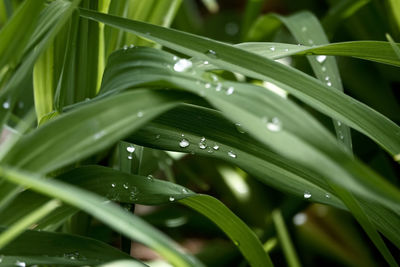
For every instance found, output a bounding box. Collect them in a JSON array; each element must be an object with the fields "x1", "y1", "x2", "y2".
[
  {"x1": 0, "y1": 226, "x2": 142, "y2": 266},
  {"x1": 0, "y1": 166, "x2": 203, "y2": 267},
  {"x1": 79, "y1": 9, "x2": 400, "y2": 160},
  {"x1": 0, "y1": 199, "x2": 61, "y2": 249},
  {"x1": 271, "y1": 209, "x2": 301, "y2": 267}
]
